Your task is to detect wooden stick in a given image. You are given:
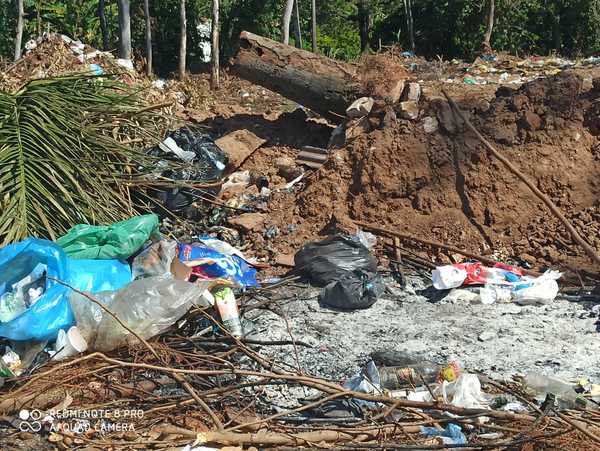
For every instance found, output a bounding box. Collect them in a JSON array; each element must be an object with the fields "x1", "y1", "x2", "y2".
[
  {"x1": 442, "y1": 89, "x2": 600, "y2": 267},
  {"x1": 354, "y1": 221, "x2": 541, "y2": 277}
]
